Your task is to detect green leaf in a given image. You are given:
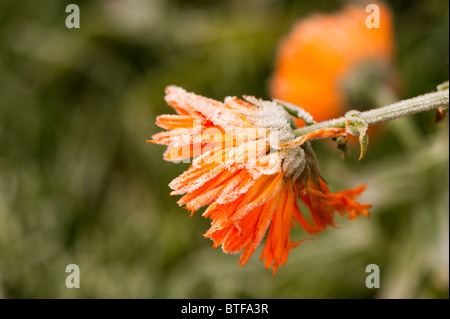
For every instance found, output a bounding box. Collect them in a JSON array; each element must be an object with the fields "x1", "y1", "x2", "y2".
[
  {"x1": 274, "y1": 99, "x2": 316, "y2": 126},
  {"x1": 345, "y1": 110, "x2": 369, "y2": 160}
]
